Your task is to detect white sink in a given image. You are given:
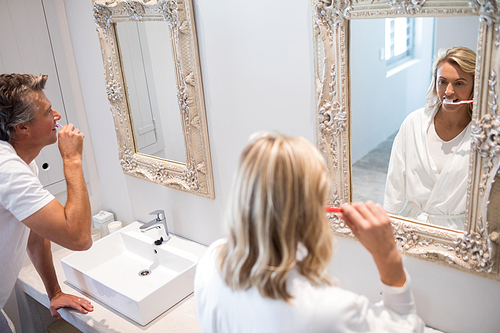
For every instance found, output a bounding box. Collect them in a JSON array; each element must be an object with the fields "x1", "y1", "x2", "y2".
[{"x1": 61, "y1": 222, "x2": 207, "y2": 326}]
